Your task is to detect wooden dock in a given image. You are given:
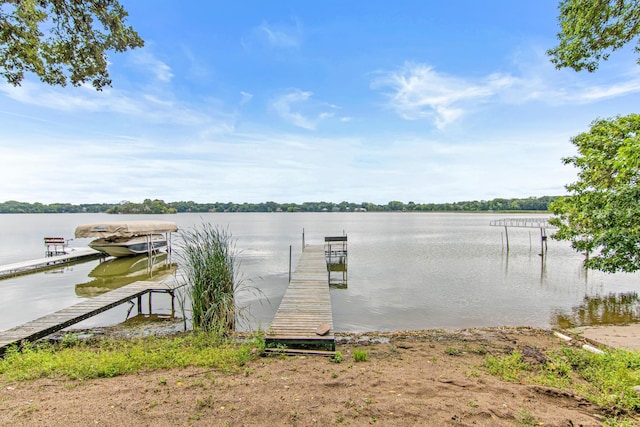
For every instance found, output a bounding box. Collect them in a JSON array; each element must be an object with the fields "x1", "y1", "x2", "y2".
[
  {"x1": 0, "y1": 280, "x2": 177, "y2": 356},
  {"x1": 266, "y1": 245, "x2": 334, "y2": 351},
  {"x1": 0, "y1": 247, "x2": 103, "y2": 280}
]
